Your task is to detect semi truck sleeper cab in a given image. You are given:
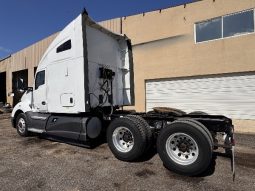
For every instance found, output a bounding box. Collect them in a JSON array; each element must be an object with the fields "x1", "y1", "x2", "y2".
[{"x1": 11, "y1": 11, "x2": 235, "y2": 179}]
